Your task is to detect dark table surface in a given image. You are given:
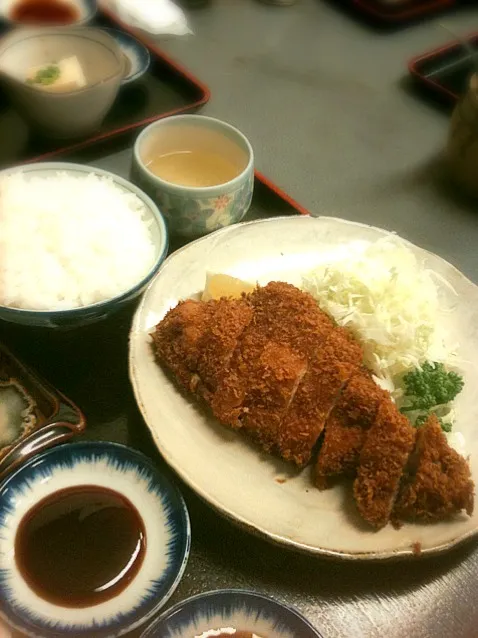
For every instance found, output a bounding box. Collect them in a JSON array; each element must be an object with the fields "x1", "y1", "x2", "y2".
[{"x1": 4, "y1": 1, "x2": 478, "y2": 637}]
